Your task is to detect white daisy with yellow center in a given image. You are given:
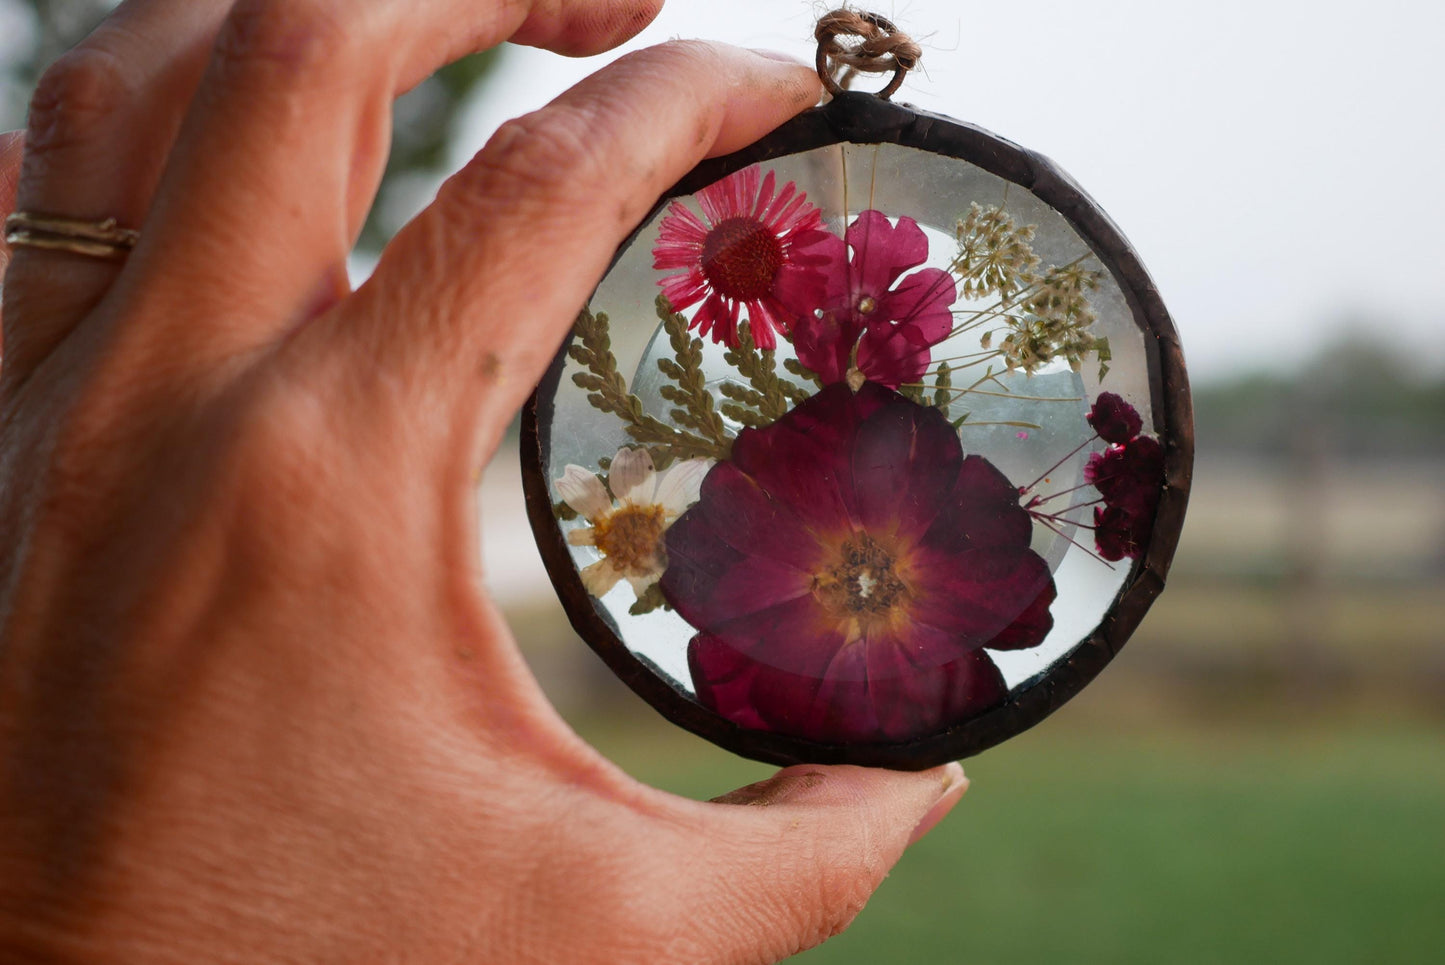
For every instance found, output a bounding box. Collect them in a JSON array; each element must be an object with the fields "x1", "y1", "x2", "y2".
[{"x1": 555, "y1": 448, "x2": 711, "y2": 599}]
